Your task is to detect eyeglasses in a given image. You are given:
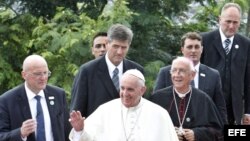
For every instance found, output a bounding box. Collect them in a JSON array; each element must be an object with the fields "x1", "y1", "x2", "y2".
[
  {"x1": 94, "y1": 44, "x2": 106, "y2": 48},
  {"x1": 28, "y1": 71, "x2": 51, "y2": 78},
  {"x1": 170, "y1": 68, "x2": 190, "y2": 75}
]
